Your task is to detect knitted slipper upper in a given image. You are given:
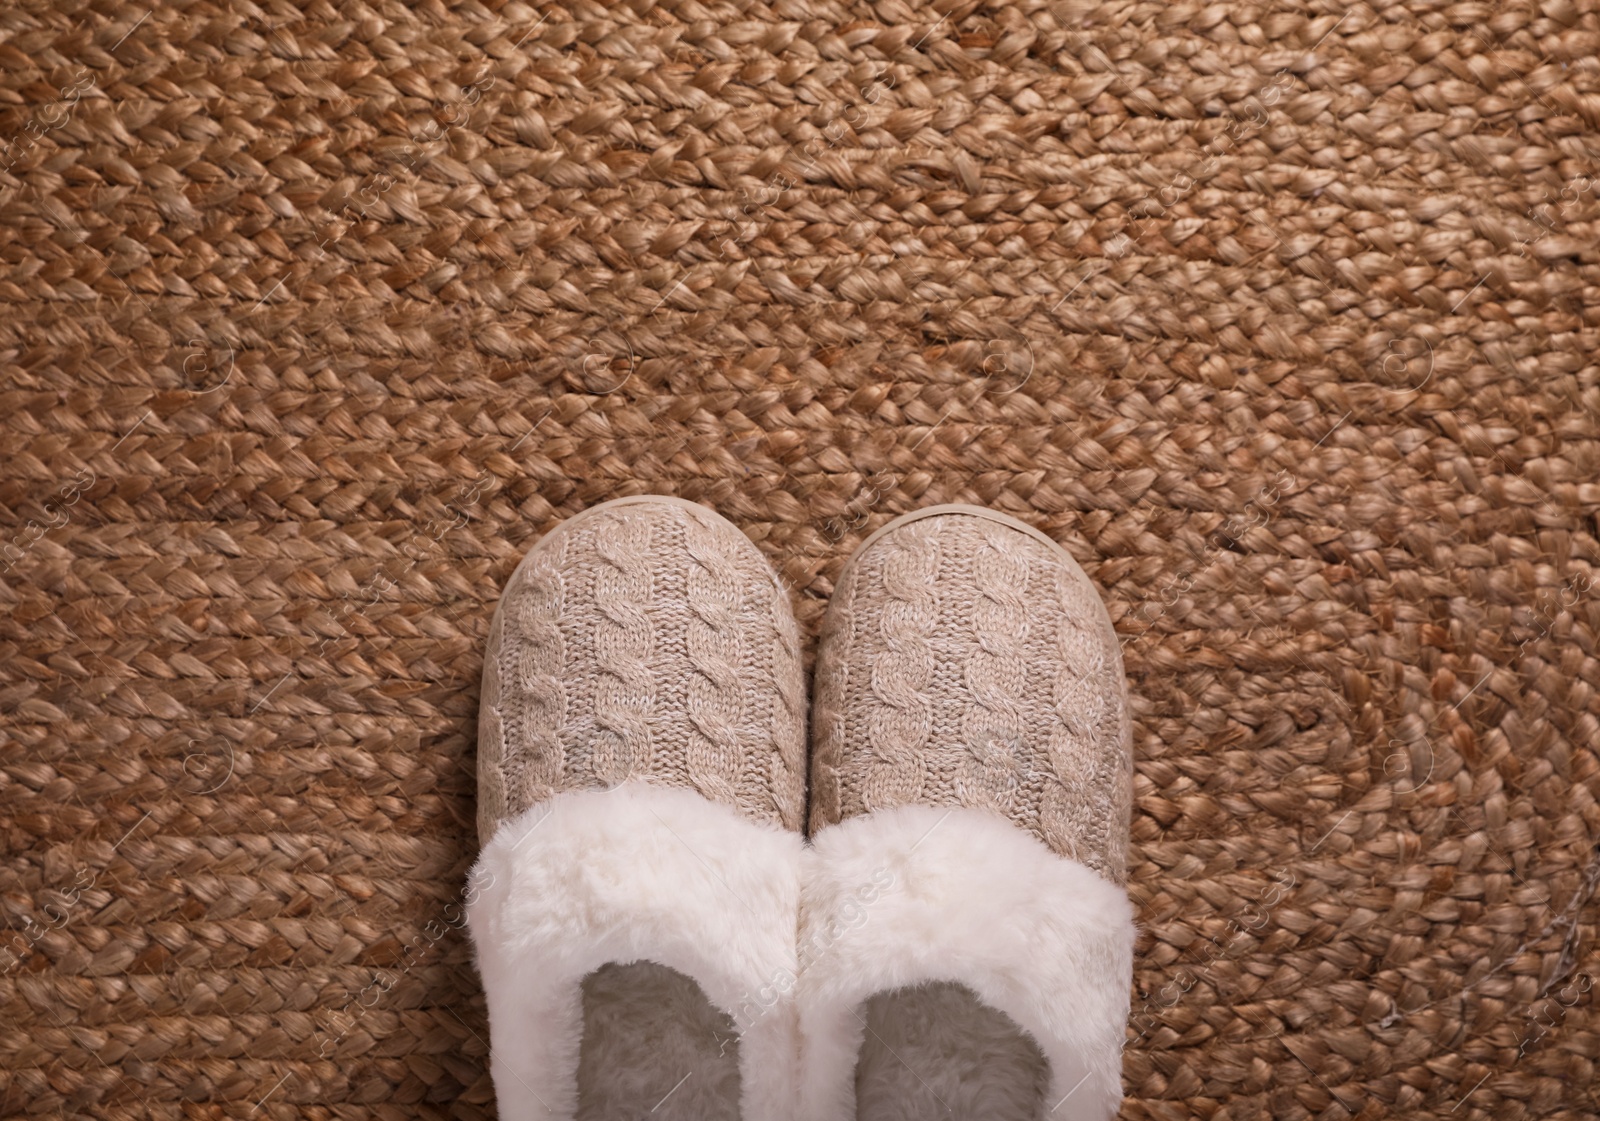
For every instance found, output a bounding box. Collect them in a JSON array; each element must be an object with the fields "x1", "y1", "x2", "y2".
[
  {"x1": 810, "y1": 508, "x2": 1132, "y2": 883},
  {"x1": 478, "y1": 497, "x2": 806, "y2": 843}
]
